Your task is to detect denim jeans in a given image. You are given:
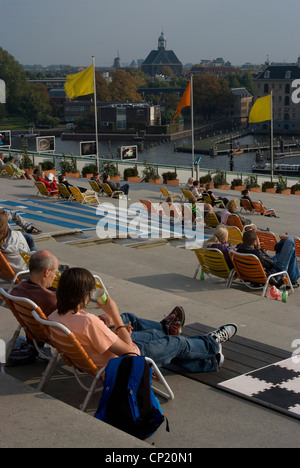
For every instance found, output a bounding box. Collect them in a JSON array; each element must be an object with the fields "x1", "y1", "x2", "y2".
[
  {"x1": 121, "y1": 313, "x2": 220, "y2": 373},
  {"x1": 23, "y1": 233, "x2": 35, "y2": 251},
  {"x1": 116, "y1": 182, "x2": 129, "y2": 196},
  {"x1": 272, "y1": 237, "x2": 300, "y2": 284}
]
